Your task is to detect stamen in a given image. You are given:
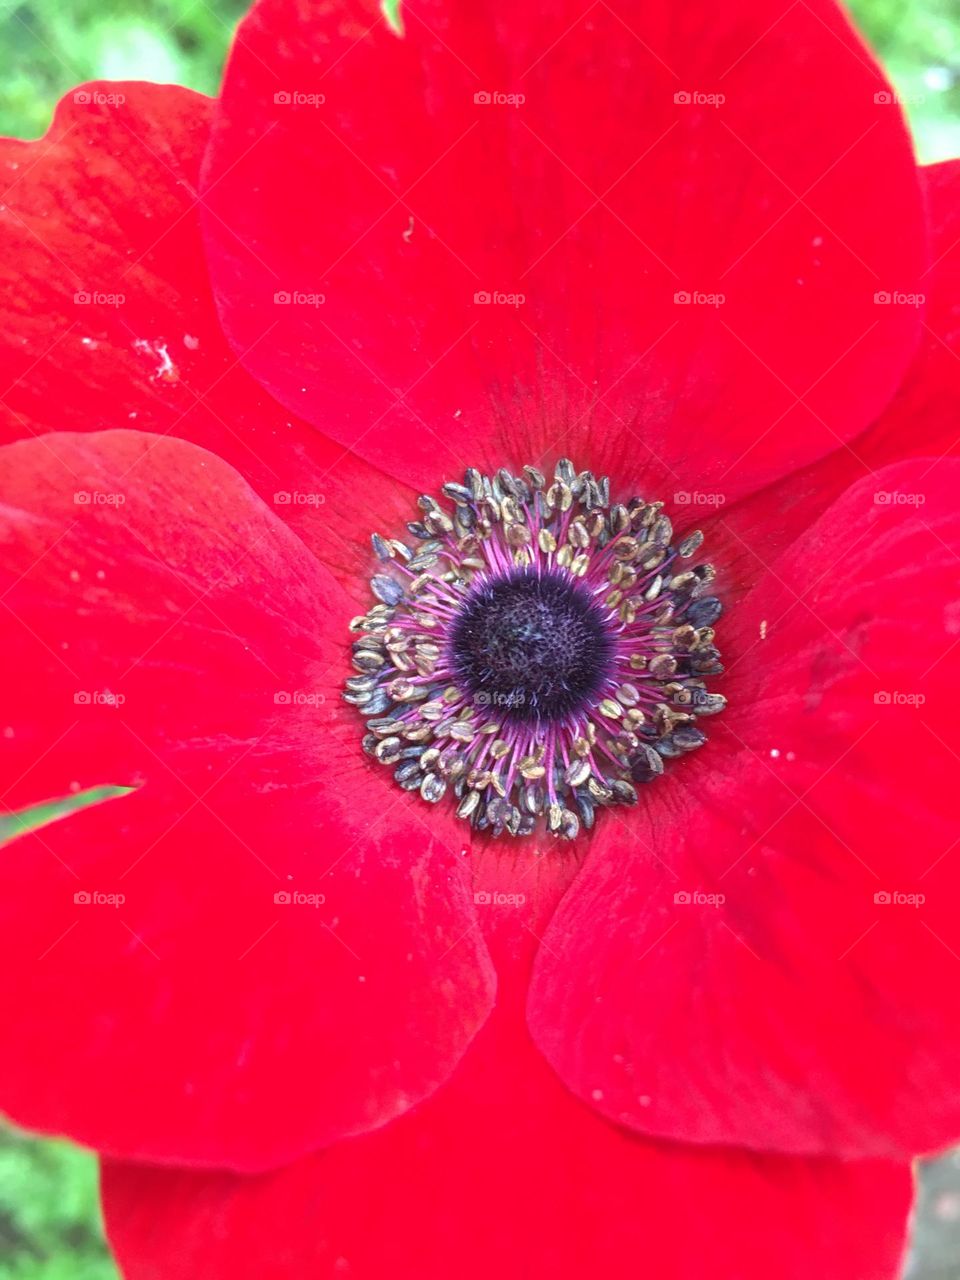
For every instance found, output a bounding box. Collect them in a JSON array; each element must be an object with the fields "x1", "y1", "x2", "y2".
[{"x1": 345, "y1": 460, "x2": 726, "y2": 839}]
